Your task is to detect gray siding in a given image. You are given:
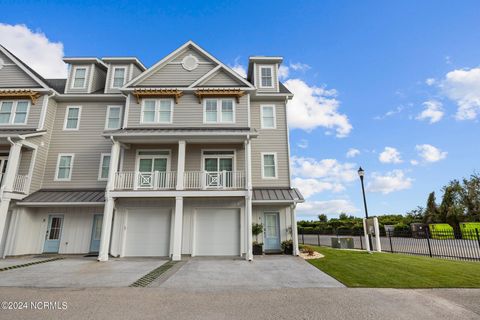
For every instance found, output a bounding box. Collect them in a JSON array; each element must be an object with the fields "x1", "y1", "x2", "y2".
[
  {"x1": 0, "y1": 94, "x2": 45, "y2": 129},
  {"x1": 127, "y1": 93, "x2": 248, "y2": 128},
  {"x1": 64, "y1": 64, "x2": 92, "y2": 94},
  {"x1": 171, "y1": 47, "x2": 211, "y2": 63},
  {"x1": 250, "y1": 100, "x2": 290, "y2": 187},
  {"x1": 254, "y1": 63, "x2": 279, "y2": 93},
  {"x1": 137, "y1": 63, "x2": 215, "y2": 87},
  {"x1": 104, "y1": 64, "x2": 131, "y2": 94},
  {"x1": 17, "y1": 147, "x2": 32, "y2": 176},
  {"x1": 91, "y1": 66, "x2": 106, "y2": 93},
  {"x1": 0, "y1": 52, "x2": 40, "y2": 88},
  {"x1": 201, "y1": 69, "x2": 244, "y2": 87},
  {"x1": 41, "y1": 102, "x2": 112, "y2": 188}
]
